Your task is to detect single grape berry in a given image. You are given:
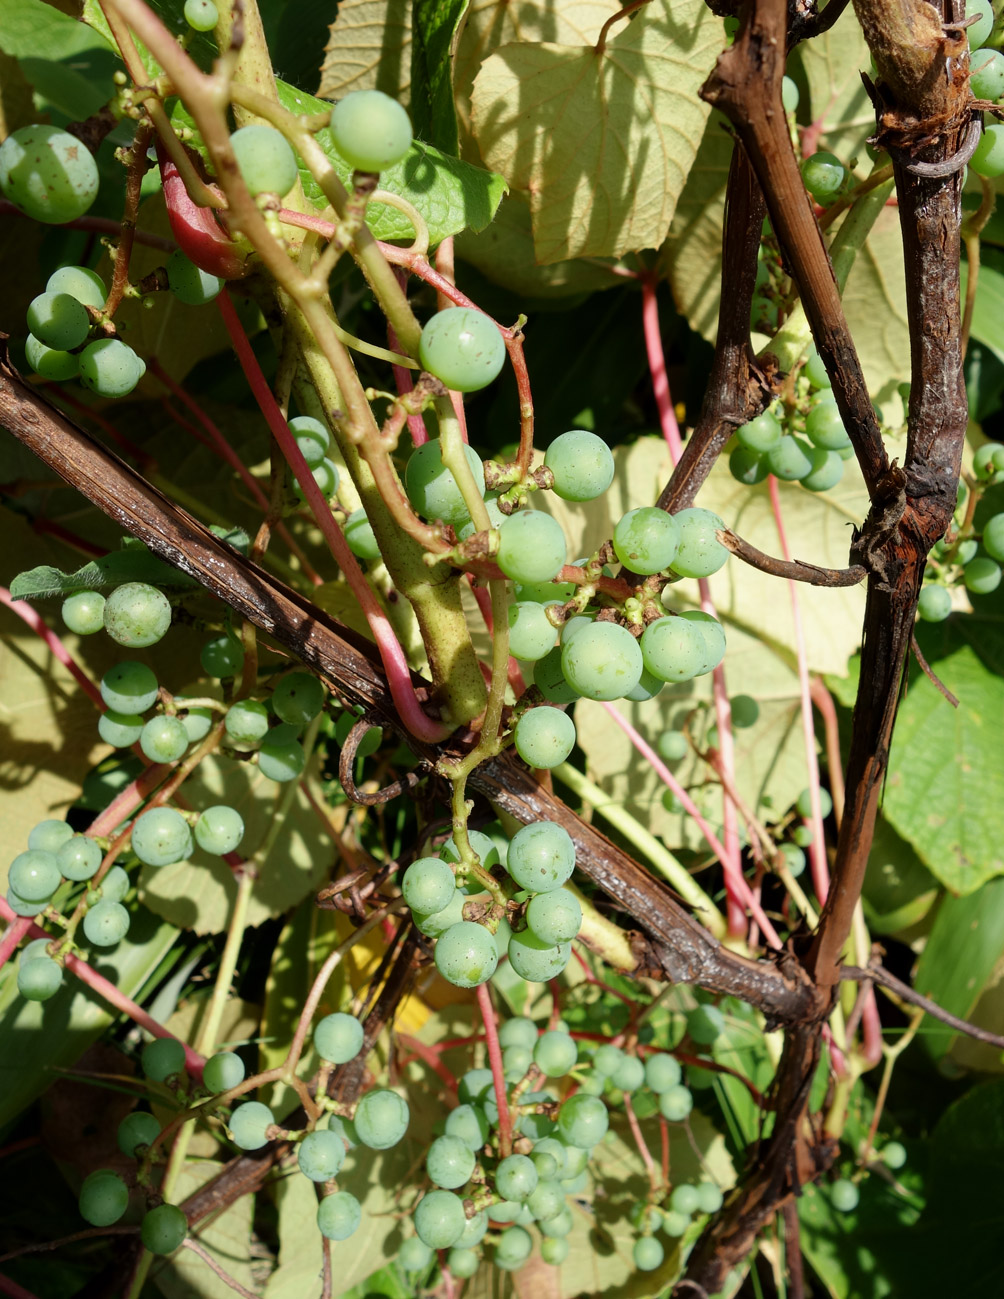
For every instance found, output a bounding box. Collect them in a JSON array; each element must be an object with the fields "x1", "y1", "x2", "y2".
[
  {"x1": 272, "y1": 672, "x2": 325, "y2": 726},
  {"x1": 101, "y1": 660, "x2": 158, "y2": 713},
  {"x1": 435, "y1": 921, "x2": 499, "y2": 988},
  {"x1": 695, "y1": 1181, "x2": 724, "y2": 1214},
  {"x1": 414, "y1": 1189, "x2": 467, "y2": 1249},
  {"x1": 314, "y1": 1012, "x2": 364, "y2": 1064},
  {"x1": 140, "y1": 716, "x2": 189, "y2": 764},
  {"x1": 882, "y1": 1141, "x2": 907, "y2": 1170},
  {"x1": 508, "y1": 821, "x2": 575, "y2": 892},
  {"x1": 640, "y1": 616, "x2": 708, "y2": 684},
  {"x1": 612, "y1": 1055, "x2": 646, "y2": 1092},
  {"x1": 228, "y1": 1100, "x2": 275, "y2": 1150},
  {"x1": 399, "y1": 1237, "x2": 434, "y2": 1272},
  {"x1": 533, "y1": 1029, "x2": 578, "y2": 1077},
  {"x1": 801, "y1": 151, "x2": 847, "y2": 203},
  {"x1": 18, "y1": 954, "x2": 63, "y2": 1001},
  {"x1": 830, "y1": 1178, "x2": 860, "y2": 1212},
  {"x1": 354, "y1": 1088, "x2": 410, "y2": 1149},
  {"x1": 970, "y1": 123, "x2": 1004, "y2": 177},
  {"x1": 79, "y1": 339, "x2": 146, "y2": 399},
  {"x1": 201, "y1": 635, "x2": 244, "y2": 678},
  {"x1": 508, "y1": 601, "x2": 559, "y2": 662},
  {"x1": 329, "y1": 89, "x2": 413, "y2": 173},
  {"x1": 298, "y1": 1128, "x2": 346, "y2": 1182},
  {"x1": 103, "y1": 583, "x2": 171, "y2": 648},
  {"x1": 507, "y1": 929, "x2": 571, "y2": 982},
  {"x1": 730, "y1": 694, "x2": 760, "y2": 728},
  {"x1": 167, "y1": 250, "x2": 222, "y2": 305},
  {"x1": 405, "y1": 438, "x2": 486, "y2": 528},
  {"x1": 47, "y1": 264, "x2": 105, "y2": 307},
  {"x1": 79, "y1": 1170, "x2": 129, "y2": 1226},
  {"x1": 659, "y1": 1085, "x2": 693, "y2": 1121},
  {"x1": 496, "y1": 1224, "x2": 533, "y2": 1270},
  {"x1": 971, "y1": 47, "x2": 1004, "y2": 99},
  {"x1": 736, "y1": 410, "x2": 782, "y2": 451},
  {"x1": 141, "y1": 1203, "x2": 188, "y2": 1254},
  {"x1": 497, "y1": 511, "x2": 568, "y2": 584},
  {"x1": 561, "y1": 621, "x2": 643, "y2": 701},
  {"x1": 445, "y1": 1103, "x2": 490, "y2": 1151},
  {"x1": 526, "y1": 889, "x2": 582, "y2": 945},
  {"x1": 9, "y1": 850, "x2": 60, "y2": 903},
  {"x1": 344, "y1": 508, "x2": 381, "y2": 559},
  {"x1": 558, "y1": 1093, "x2": 609, "y2": 1149},
  {"x1": 541, "y1": 1235, "x2": 570, "y2": 1264},
  {"x1": 118, "y1": 1111, "x2": 161, "y2": 1157},
  {"x1": 100, "y1": 866, "x2": 131, "y2": 903},
  {"x1": 27, "y1": 291, "x2": 90, "y2": 351},
  {"x1": 645, "y1": 1053, "x2": 682, "y2": 1093},
  {"x1": 634, "y1": 1234, "x2": 665, "y2": 1271},
  {"x1": 62, "y1": 590, "x2": 106, "y2": 635},
  {"x1": 730, "y1": 444, "x2": 768, "y2": 485},
  {"x1": 0, "y1": 125, "x2": 99, "y2": 224},
  {"x1": 513, "y1": 706, "x2": 576, "y2": 769},
  {"x1": 795, "y1": 786, "x2": 833, "y2": 819},
  {"x1": 448, "y1": 1247, "x2": 480, "y2": 1278},
  {"x1": 25, "y1": 334, "x2": 79, "y2": 380},
  {"x1": 402, "y1": 856, "x2": 455, "y2": 914},
  {"x1": 184, "y1": 0, "x2": 219, "y2": 33},
  {"x1": 257, "y1": 726, "x2": 306, "y2": 781},
  {"x1": 612, "y1": 507, "x2": 680, "y2": 575},
  {"x1": 194, "y1": 806, "x2": 245, "y2": 856},
  {"x1": 132, "y1": 807, "x2": 193, "y2": 867},
  {"x1": 98, "y1": 709, "x2": 144, "y2": 749},
  {"x1": 230, "y1": 124, "x2": 299, "y2": 197},
  {"x1": 670, "y1": 1182, "x2": 701, "y2": 1215},
  {"x1": 544, "y1": 430, "x2": 615, "y2": 502},
  {"x1": 969, "y1": 0, "x2": 994, "y2": 48},
  {"x1": 419, "y1": 307, "x2": 506, "y2": 393},
  {"x1": 142, "y1": 1036, "x2": 186, "y2": 1083},
  {"x1": 224, "y1": 699, "x2": 270, "y2": 748},
  {"x1": 427, "y1": 1134, "x2": 476, "y2": 1189},
  {"x1": 668, "y1": 508, "x2": 728, "y2": 578},
  {"x1": 57, "y1": 835, "x2": 102, "y2": 881},
  {"x1": 203, "y1": 1050, "x2": 246, "y2": 1093},
  {"x1": 965, "y1": 556, "x2": 1002, "y2": 594}
]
